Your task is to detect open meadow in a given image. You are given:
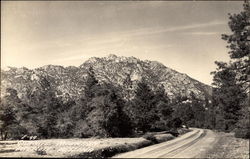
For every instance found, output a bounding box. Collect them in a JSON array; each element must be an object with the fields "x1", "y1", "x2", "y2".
[{"x1": 0, "y1": 131, "x2": 178, "y2": 158}]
